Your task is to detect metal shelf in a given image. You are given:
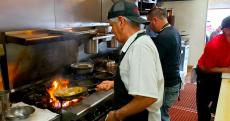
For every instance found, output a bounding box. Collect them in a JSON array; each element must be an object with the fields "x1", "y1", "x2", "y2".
[
  {"x1": 5, "y1": 30, "x2": 63, "y2": 45},
  {"x1": 4, "y1": 22, "x2": 111, "y2": 45},
  {"x1": 5, "y1": 29, "x2": 95, "y2": 45}
]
